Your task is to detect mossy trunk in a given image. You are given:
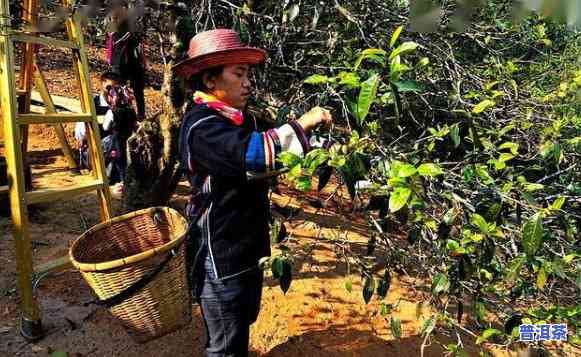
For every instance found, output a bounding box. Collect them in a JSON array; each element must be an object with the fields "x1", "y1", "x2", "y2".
[{"x1": 121, "y1": 60, "x2": 187, "y2": 213}]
